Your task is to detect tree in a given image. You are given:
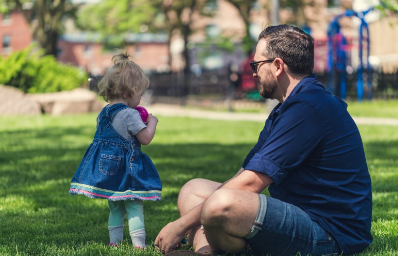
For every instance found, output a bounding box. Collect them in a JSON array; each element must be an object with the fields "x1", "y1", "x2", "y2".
[
  {"x1": 76, "y1": 0, "x2": 202, "y2": 72},
  {"x1": 0, "y1": 0, "x2": 79, "y2": 56},
  {"x1": 224, "y1": 0, "x2": 258, "y2": 56},
  {"x1": 376, "y1": 0, "x2": 398, "y2": 16},
  {"x1": 76, "y1": 0, "x2": 159, "y2": 44},
  {"x1": 159, "y1": 0, "x2": 199, "y2": 72}
]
